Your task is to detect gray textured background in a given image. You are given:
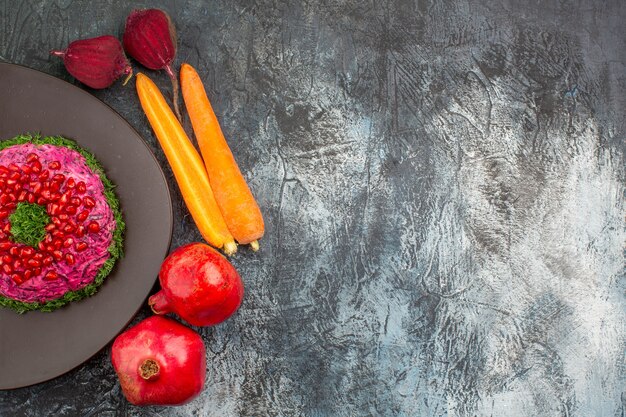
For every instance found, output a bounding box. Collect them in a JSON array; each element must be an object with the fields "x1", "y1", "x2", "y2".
[{"x1": 0, "y1": 0, "x2": 624, "y2": 416}]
